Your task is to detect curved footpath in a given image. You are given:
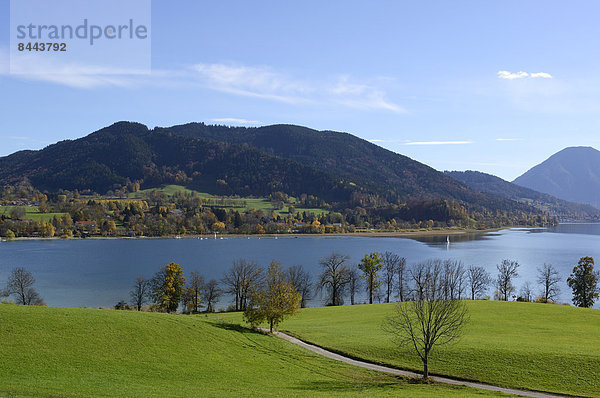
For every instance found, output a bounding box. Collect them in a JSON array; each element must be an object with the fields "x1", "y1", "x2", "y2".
[{"x1": 264, "y1": 329, "x2": 566, "y2": 398}]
